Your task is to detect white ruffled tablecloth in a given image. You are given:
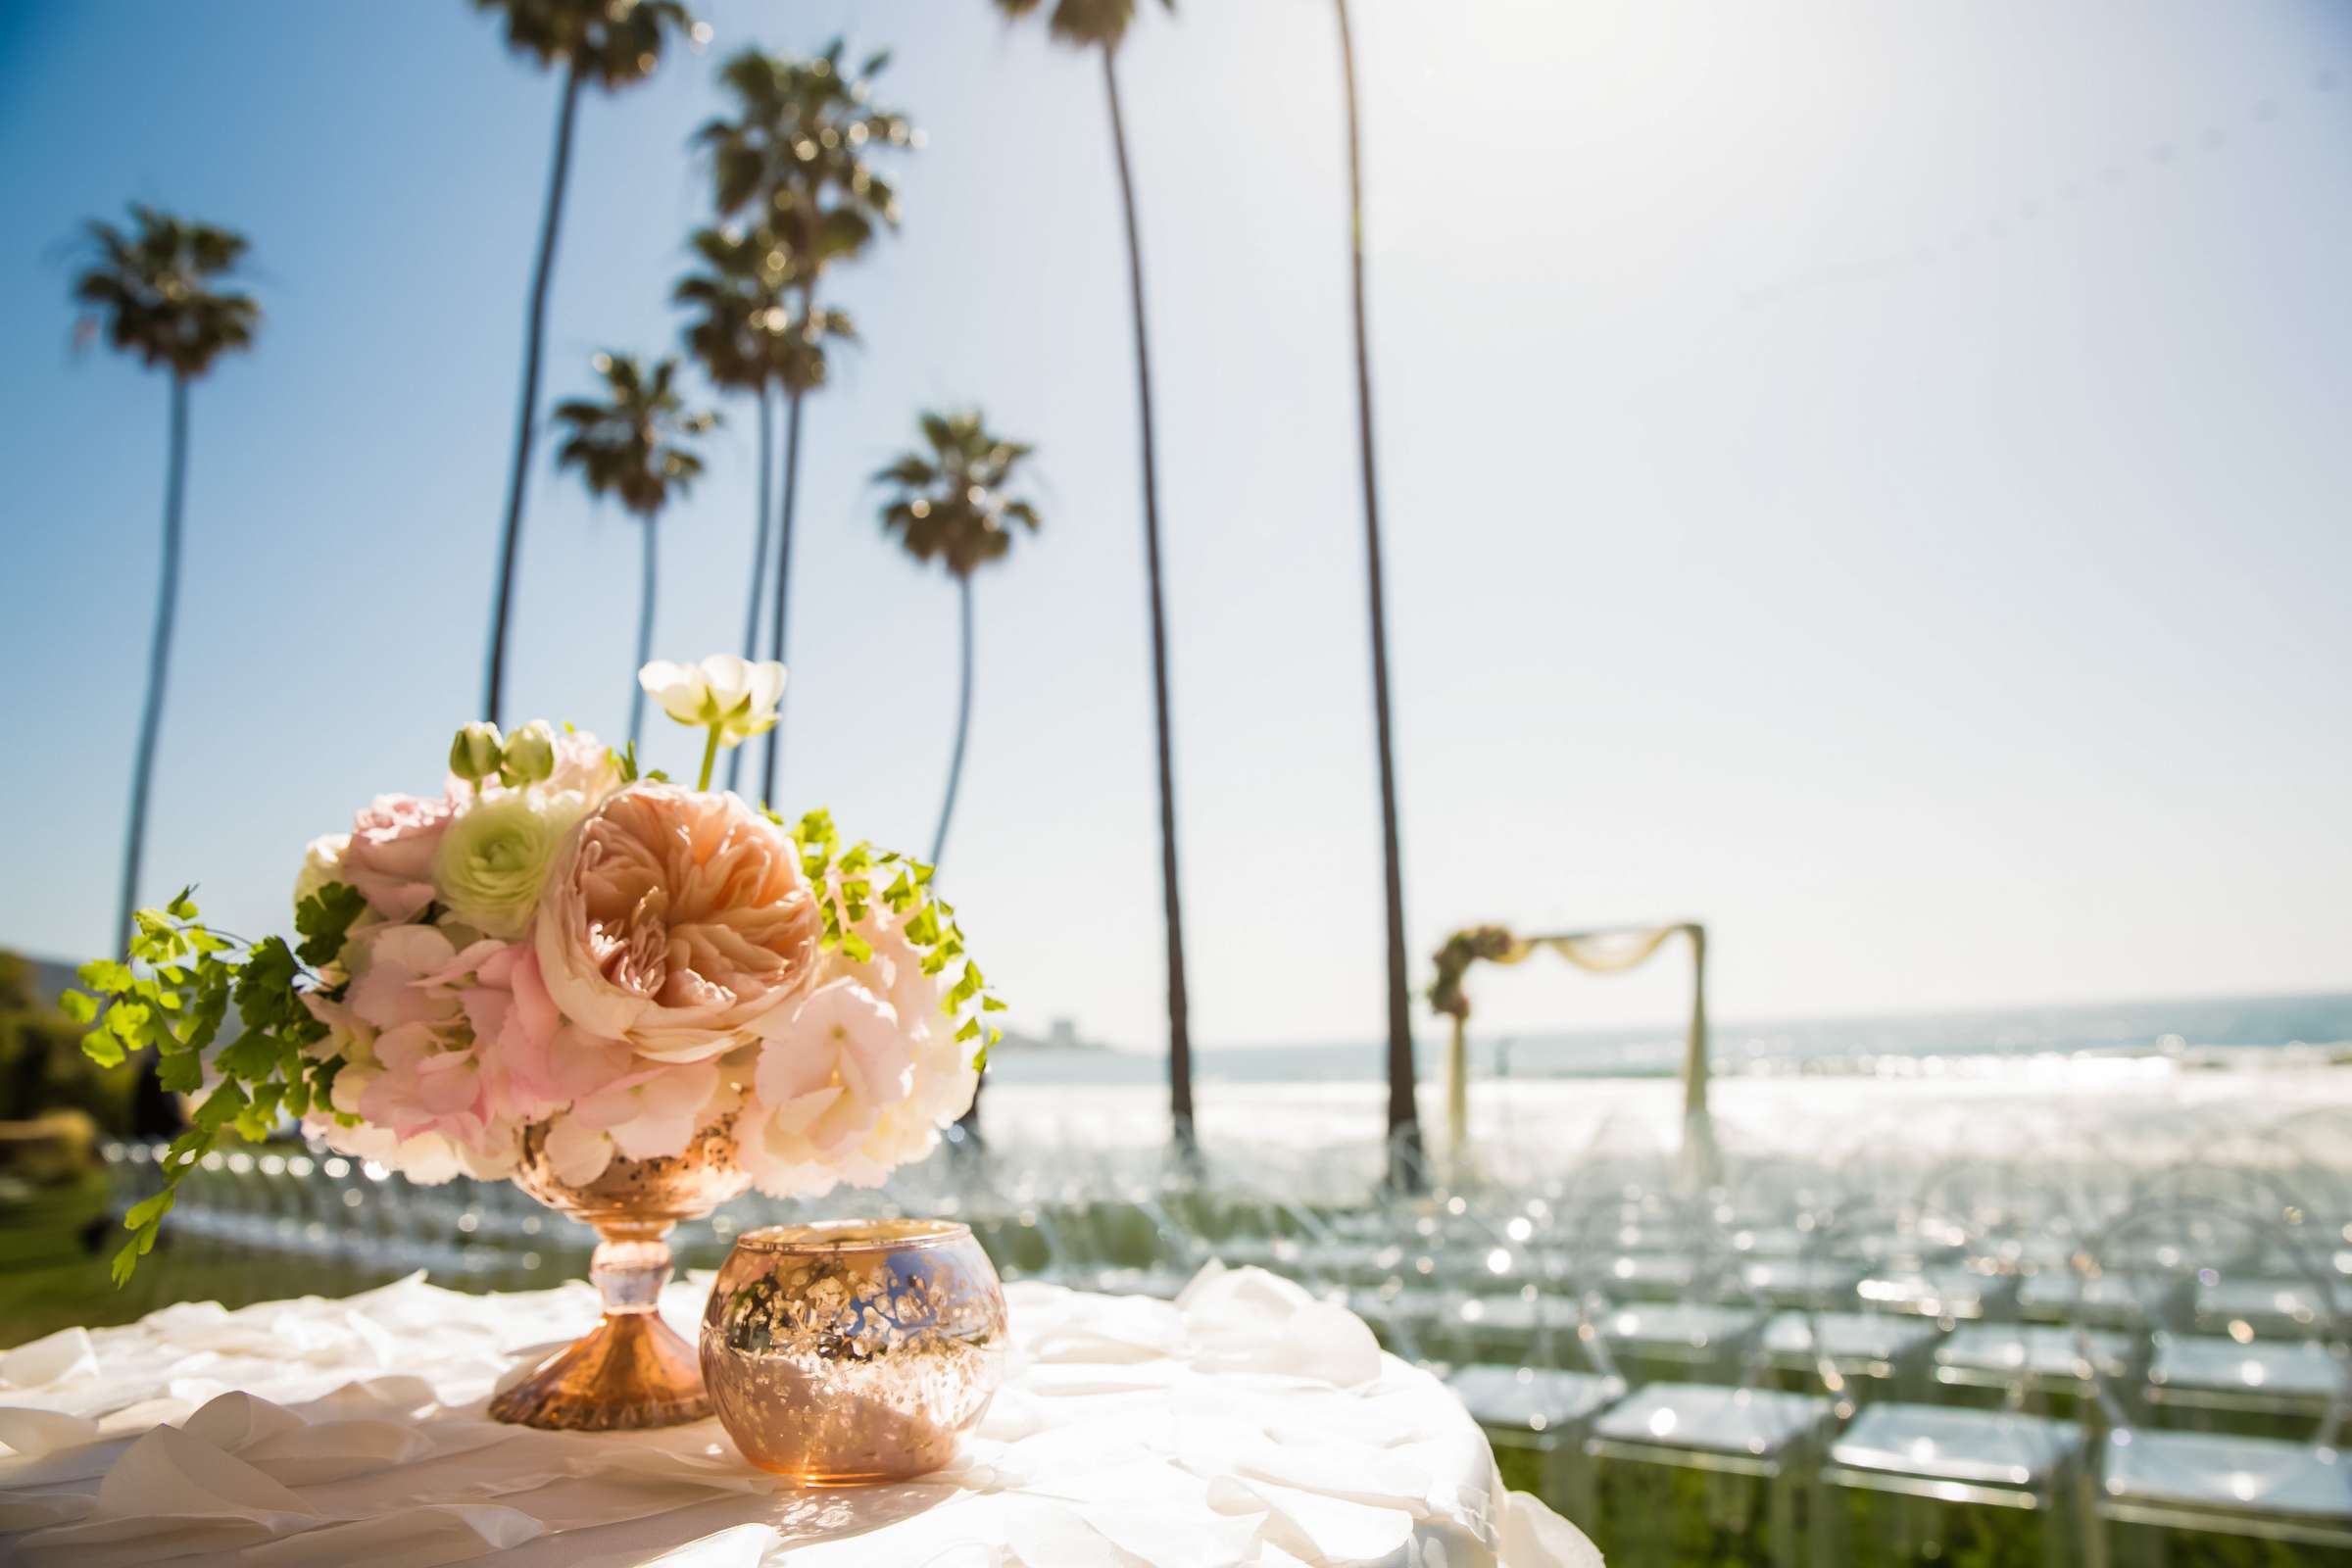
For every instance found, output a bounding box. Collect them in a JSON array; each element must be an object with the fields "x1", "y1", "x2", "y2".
[{"x1": 0, "y1": 1262, "x2": 1599, "y2": 1567}]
